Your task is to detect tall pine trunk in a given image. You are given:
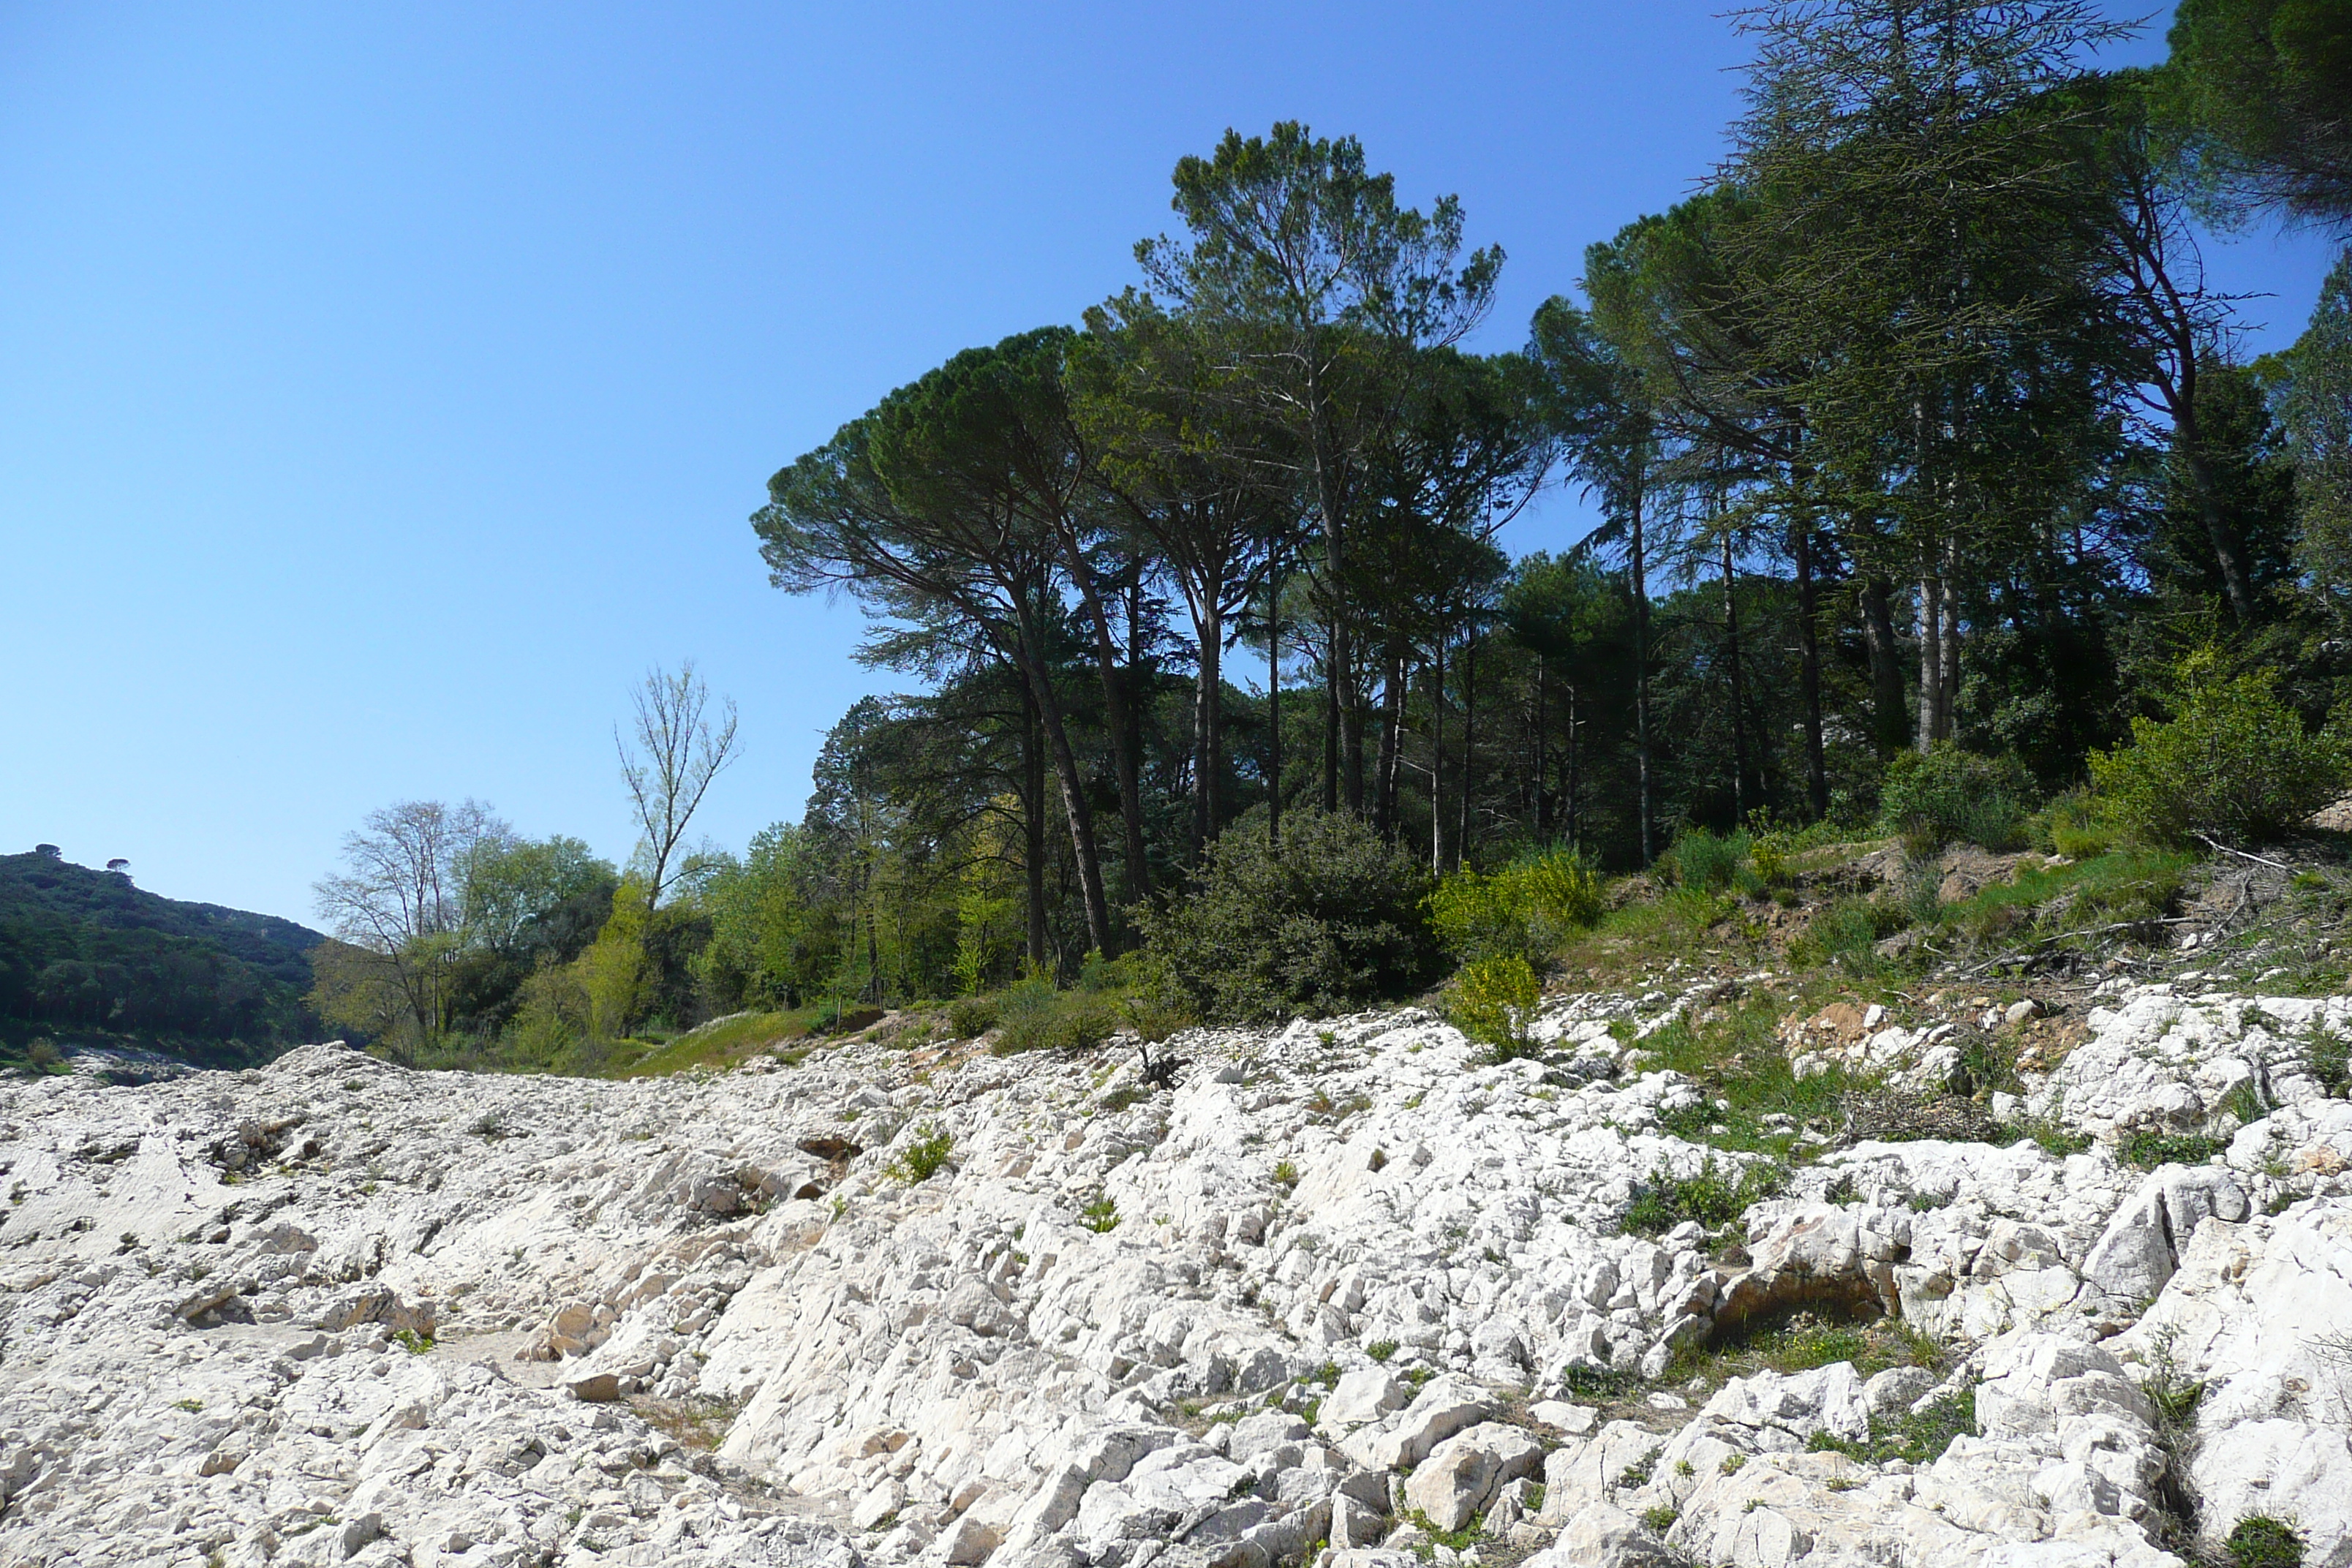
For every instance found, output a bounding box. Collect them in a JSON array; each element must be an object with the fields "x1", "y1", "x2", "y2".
[
  {"x1": 1793, "y1": 522, "x2": 1828, "y2": 820},
  {"x1": 1011, "y1": 614, "x2": 1112, "y2": 957},
  {"x1": 1456, "y1": 629, "x2": 1477, "y2": 871},
  {"x1": 1863, "y1": 575, "x2": 1907, "y2": 755},
  {"x1": 1630, "y1": 489, "x2": 1654, "y2": 864},
  {"x1": 1723, "y1": 524, "x2": 1749, "y2": 823},
  {"x1": 1019, "y1": 684, "x2": 1047, "y2": 968},
  {"x1": 1191, "y1": 604, "x2": 1221, "y2": 857},
  {"x1": 1374, "y1": 645, "x2": 1405, "y2": 837},
  {"x1": 1429, "y1": 629, "x2": 1446, "y2": 870}
]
